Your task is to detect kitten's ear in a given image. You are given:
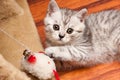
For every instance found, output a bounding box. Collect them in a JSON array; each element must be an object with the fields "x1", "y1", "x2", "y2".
[
  {"x1": 47, "y1": 0, "x2": 60, "y2": 15},
  {"x1": 75, "y1": 8, "x2": 88, "y2": 22}
]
